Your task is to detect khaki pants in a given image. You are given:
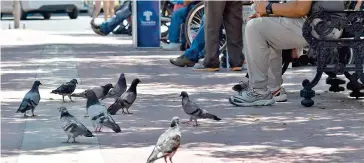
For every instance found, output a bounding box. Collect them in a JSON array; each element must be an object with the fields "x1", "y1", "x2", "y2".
[
  {"x1": 245, "y1": 17, "x2": 308, "y2": 89},
  {"x1": 204, "y1": 1, "x2": 244, "y2": 68}
]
